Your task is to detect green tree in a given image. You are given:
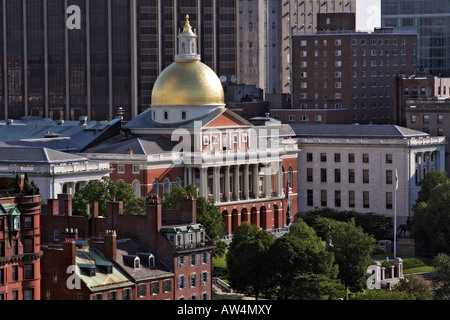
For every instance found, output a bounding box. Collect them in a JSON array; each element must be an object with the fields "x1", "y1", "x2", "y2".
[
  {"x1": 416, "y1": 170, "x2": 449, "y2": 204},
  {"x1": 72, "y1": 177, "x2": 145, "y2": 216},
  {"x1": 226, "y1": 222, "x2": 274, "y2": 299},
  {"x1": 267, "y1": 219, "x2": 341, "y2": 300},
  {"x1": 325, "y1": 218, "x2": 376, "y2": 294},
  {"x1": 162, "y1": 184, "x2": 227, "y2": 256},
  {"x1": 395, "y1": 274, "x2": 433, "y2": 300},
  {"x1": 432, "y1": 253, "x2": 450, "y2": 299},
  {"x1": 412, "y1": 181, "x2": 450, "y2": 256},
  {"x1": 350, "y1": 289, "x2": 416, "y2": 300}
]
